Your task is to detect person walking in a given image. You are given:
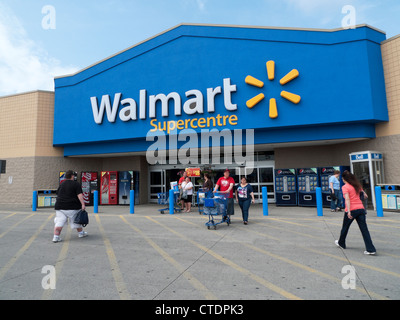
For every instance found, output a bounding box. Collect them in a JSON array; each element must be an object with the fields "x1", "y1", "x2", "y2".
[
  {"x1": 335, "y1": 170, "x2": 376, "y2": 255},
  {"x1": 179, "y1": 171, "x2": 188, "y2": 211},
  {"x1": 181, "y1": 176, "x2": 193, "y2": 212},
  {"x1": 202, "y1": 173, "x2": 213, "y2": 198},
  {"x1": 329, "y1": 170, "x2": 342, "y2": 212},
  {"x1": 53, "y1": 170, "x2": 88, "y2": 243},
  {"x1": 214, "y1": 169, "x2": 235, "y2": 220},
  {"x1": 235, "y1": 177, "x2": 255, "y2": 224}
]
